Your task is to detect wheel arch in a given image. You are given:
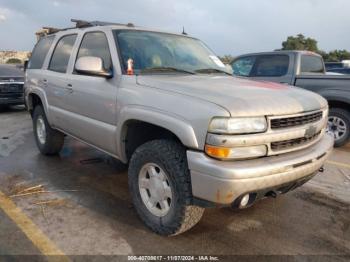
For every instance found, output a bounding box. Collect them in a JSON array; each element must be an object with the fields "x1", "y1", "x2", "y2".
[
  {"x1": 116, "y1": 106, "x2": 199, "y2": 163},
  {"x1": 327, "y1": 99, "x2": 350, "y2": 113},
  {"x1": 319, "y1": 91, "x2": 350, "y2": 113},
  {"x1": 26, "y1": 91, "x2": 50, "y2": 117}
]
